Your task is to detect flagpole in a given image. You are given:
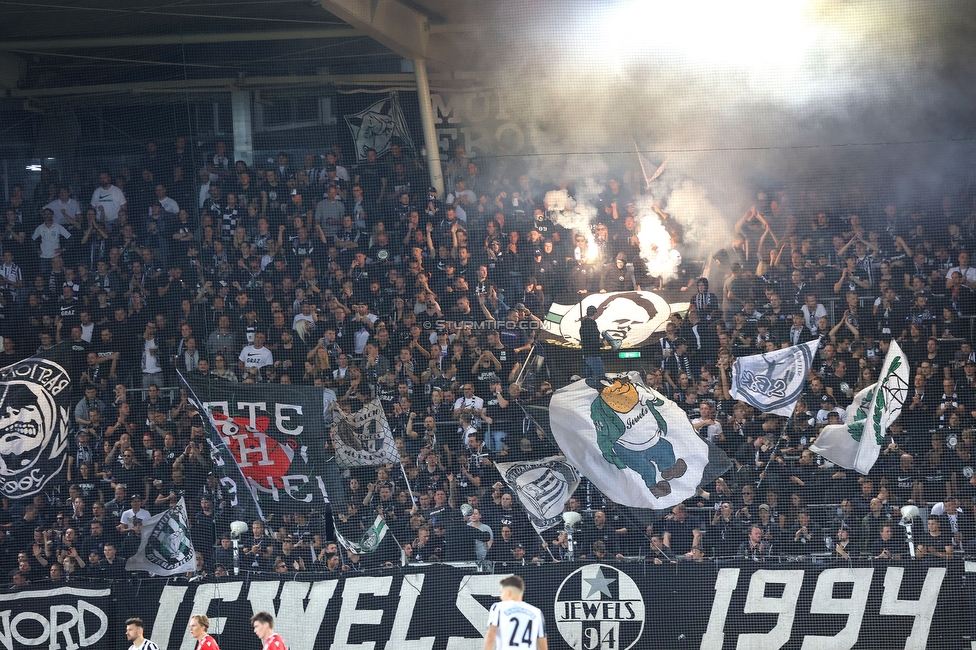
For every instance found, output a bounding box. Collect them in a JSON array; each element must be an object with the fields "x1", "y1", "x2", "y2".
[
  {"x1": 398, "y1": 462, "x2": 416, "y2": 505},
  {"x1": 756, "y1": 415, "x2": 793, "y2": 491},
  {"x1": 537, "y1": 530, "x2": 557, "y2": 562}
]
